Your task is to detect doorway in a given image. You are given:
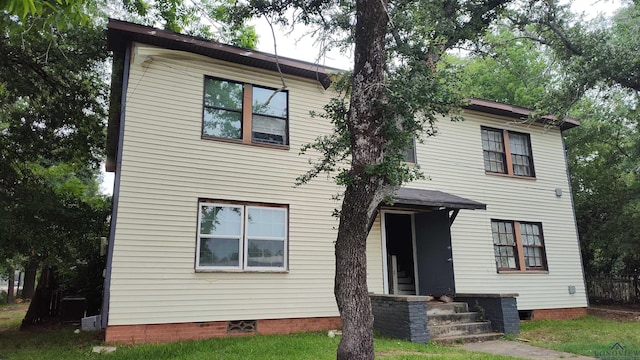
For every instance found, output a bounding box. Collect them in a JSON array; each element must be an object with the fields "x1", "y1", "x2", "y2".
[{"x1": 384, "y1": 213, "x2": 417, "y2": 295}]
